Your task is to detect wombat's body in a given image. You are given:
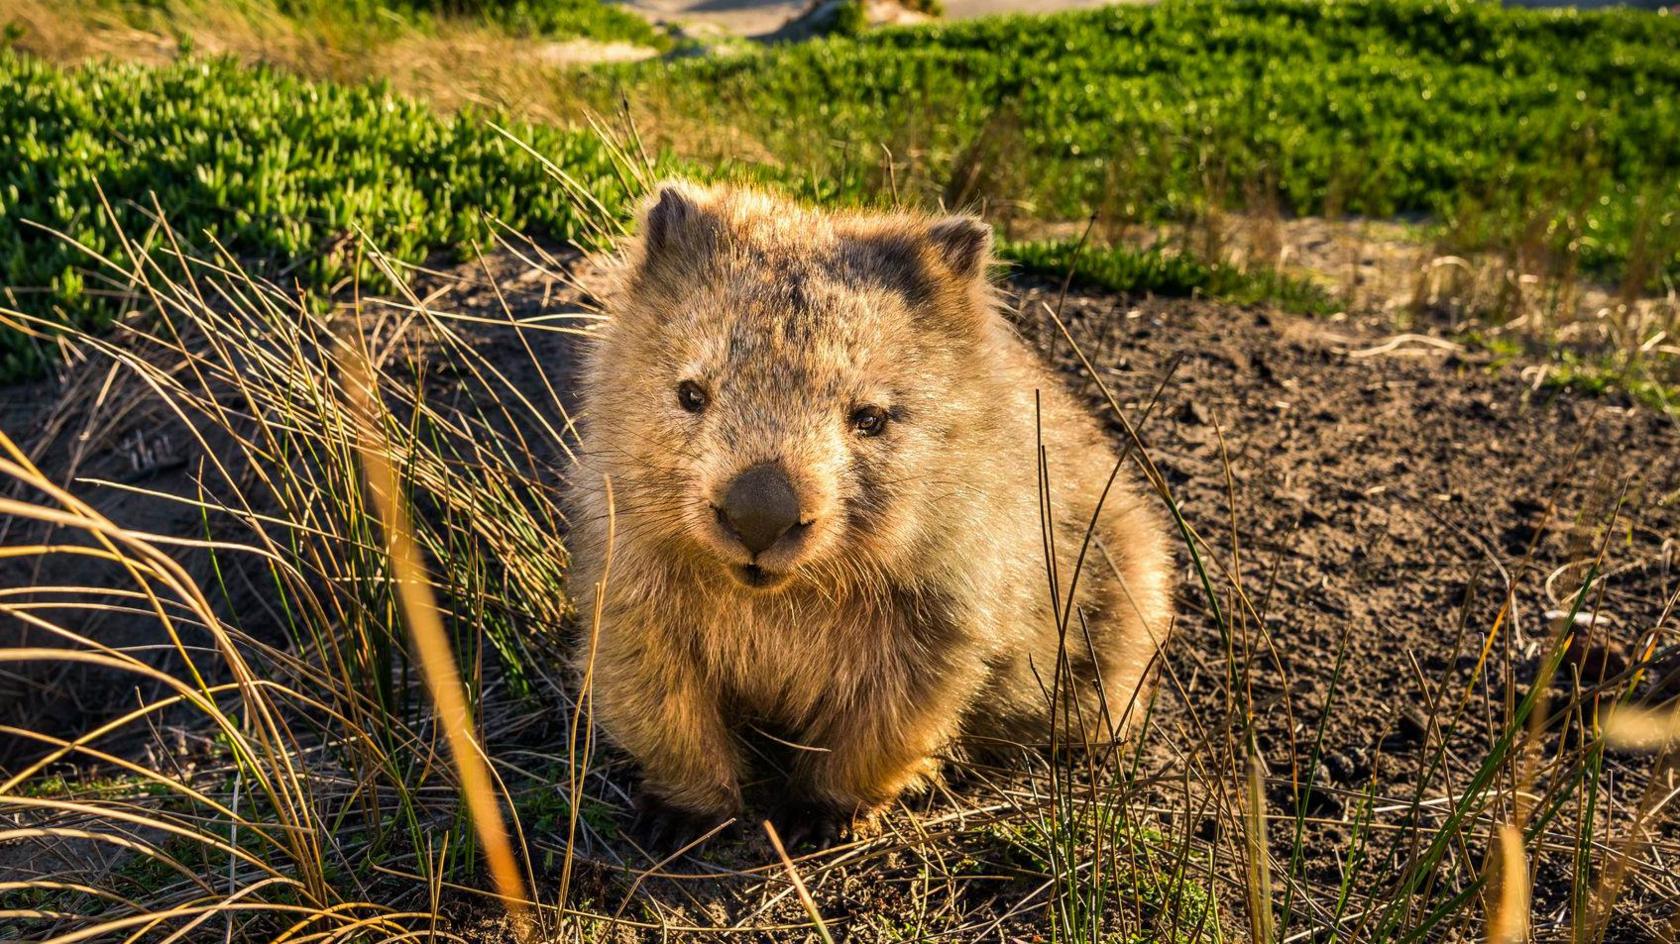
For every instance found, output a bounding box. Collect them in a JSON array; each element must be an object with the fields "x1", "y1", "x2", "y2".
[{"x1": 565, "y1": 182, "x2": 1171, "y2": 843}]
